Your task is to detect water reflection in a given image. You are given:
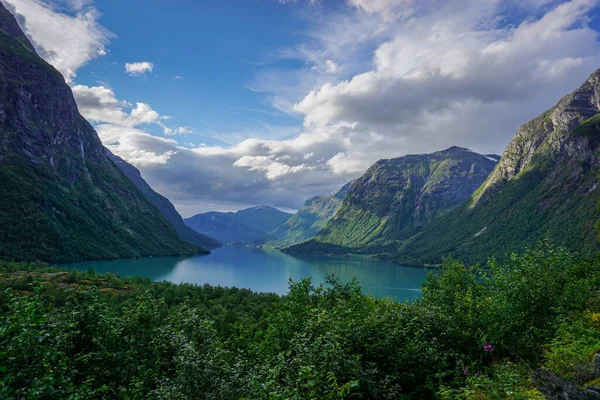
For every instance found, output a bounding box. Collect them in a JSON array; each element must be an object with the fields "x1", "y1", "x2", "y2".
[{"x1": 64, "y1": 246, "x2": 431, "y2": 301}]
